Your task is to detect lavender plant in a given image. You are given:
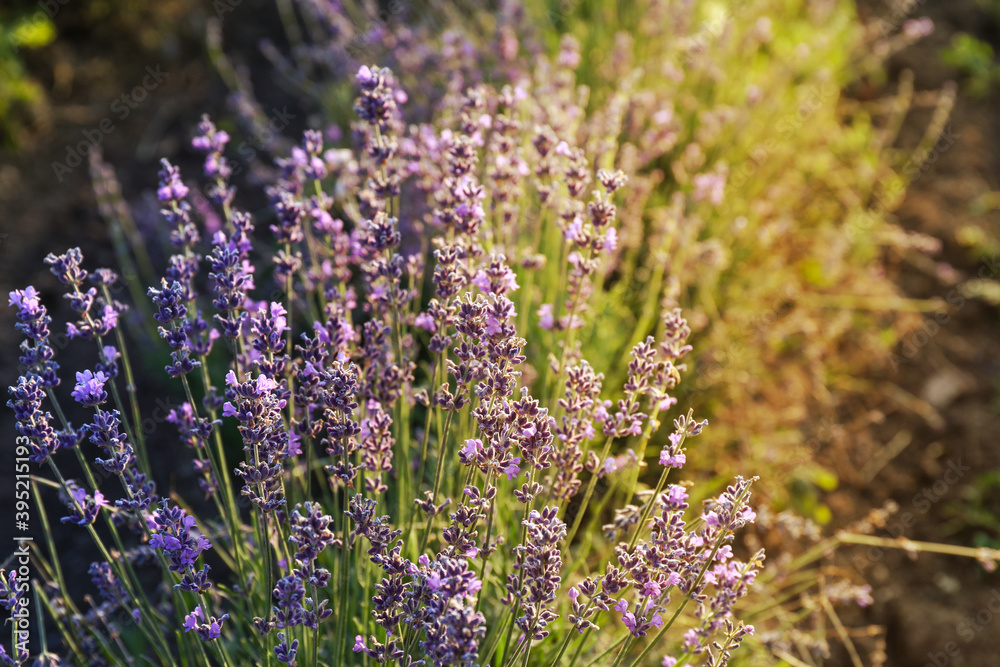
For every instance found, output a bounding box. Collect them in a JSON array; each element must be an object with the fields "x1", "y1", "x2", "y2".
[
  {"x1": 250, "y1": 0, "x2": 957, "y2": 517},
  {"x1": 4, "y1": 65, "x2": 766, "y2": 667},
  {"x1": 220, "y1": 6, "x2": 980, "y2": 660}
]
